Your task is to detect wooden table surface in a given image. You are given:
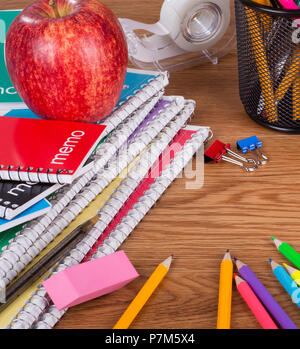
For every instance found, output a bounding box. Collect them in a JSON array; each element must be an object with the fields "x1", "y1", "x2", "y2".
[{"x1": 2, "y1": 0, "x2": 300, "y2": 330}]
